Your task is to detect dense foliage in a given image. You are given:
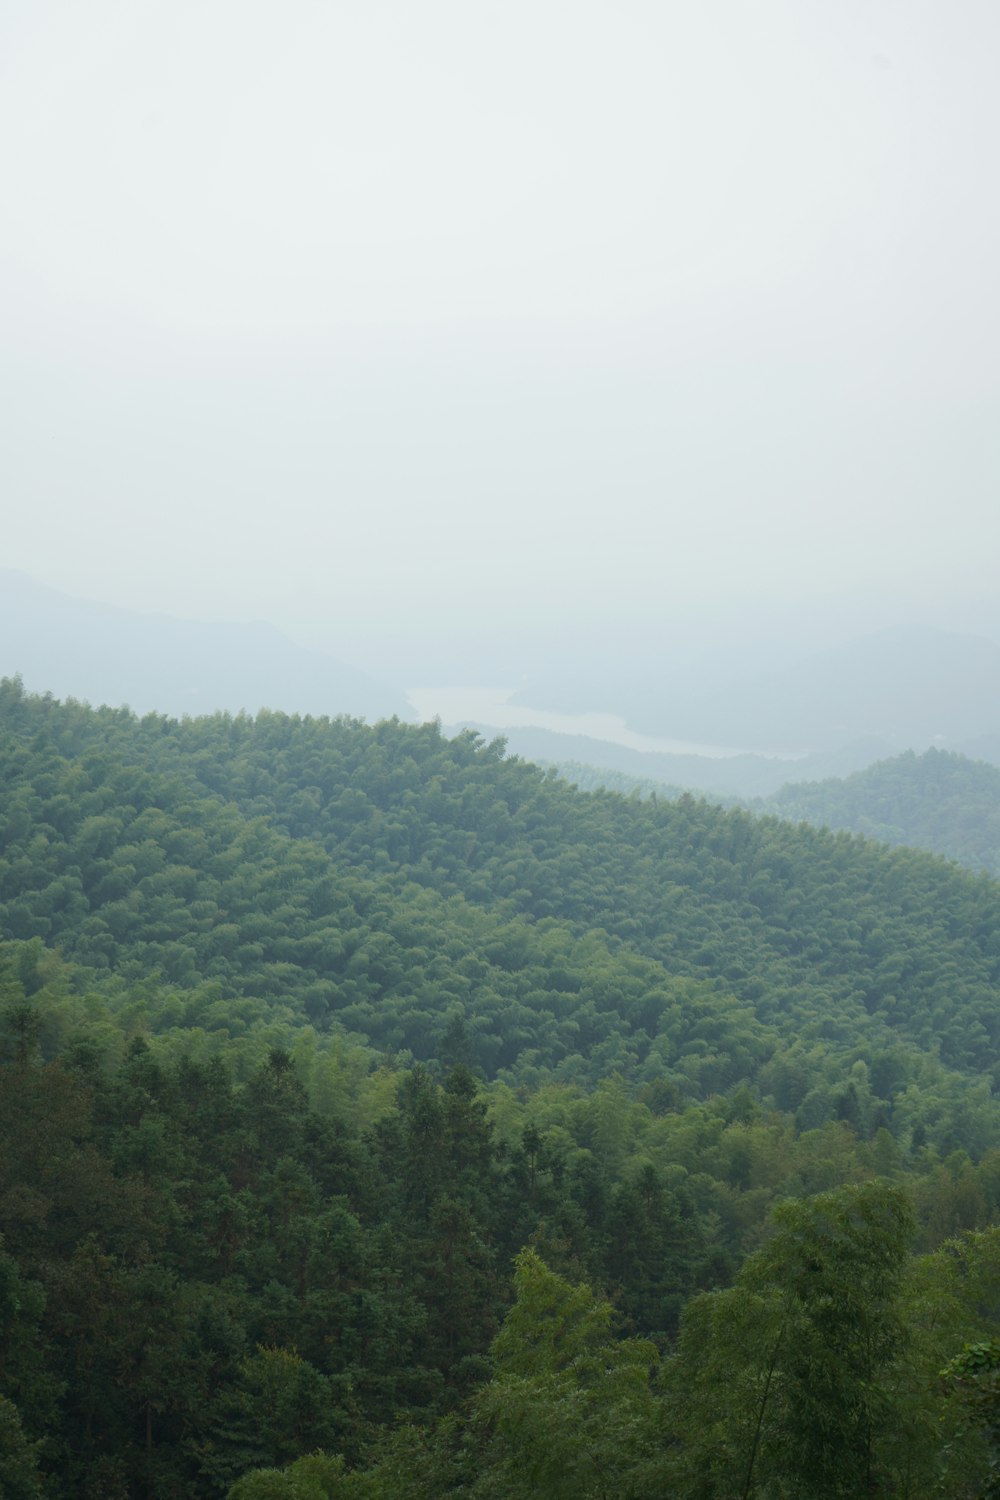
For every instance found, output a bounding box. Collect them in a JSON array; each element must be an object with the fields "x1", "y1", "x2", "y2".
[
  {"x1": 764, "y1": 748, "x2": 1000, "y2": 877},
  {"x1": 557, "y1": 747, "x2": 1000, "y2": 880},
  {"x1": 5, "y1": 983, "x2": 1000, "y2": 1499},
  {"x1": 4, "y1": 682, "x2": 1000, "y2": 1496},
  {"x1": 5, "y1": 679, "x2": 1000, "y2": 1097}
]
